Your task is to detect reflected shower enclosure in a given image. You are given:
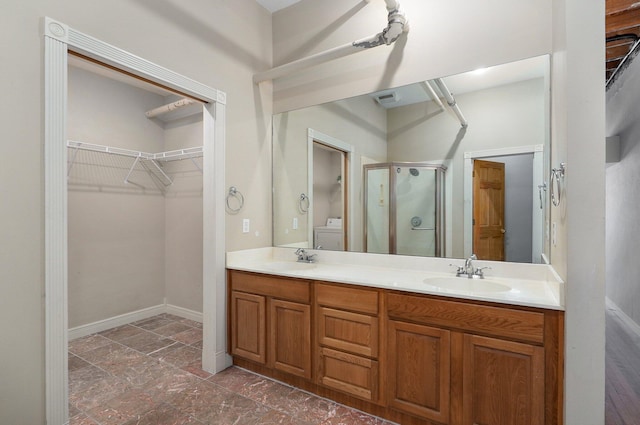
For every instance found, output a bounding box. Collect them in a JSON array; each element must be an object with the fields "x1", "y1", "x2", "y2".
[{"x1": 364, "y1": 163, "x2": 446, "y2": 257}]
